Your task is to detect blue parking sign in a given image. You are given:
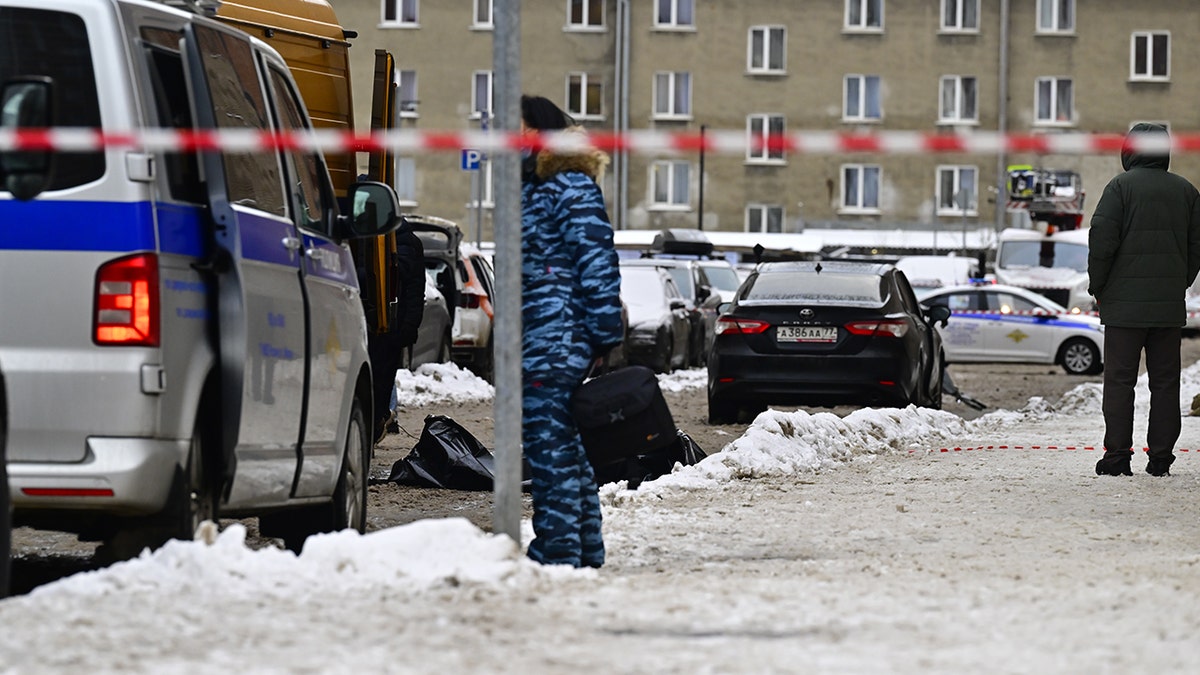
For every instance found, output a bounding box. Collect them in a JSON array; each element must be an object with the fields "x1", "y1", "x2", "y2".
[{"x1": 461, "y1": 149, "x2": 482, "y2": 171}]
